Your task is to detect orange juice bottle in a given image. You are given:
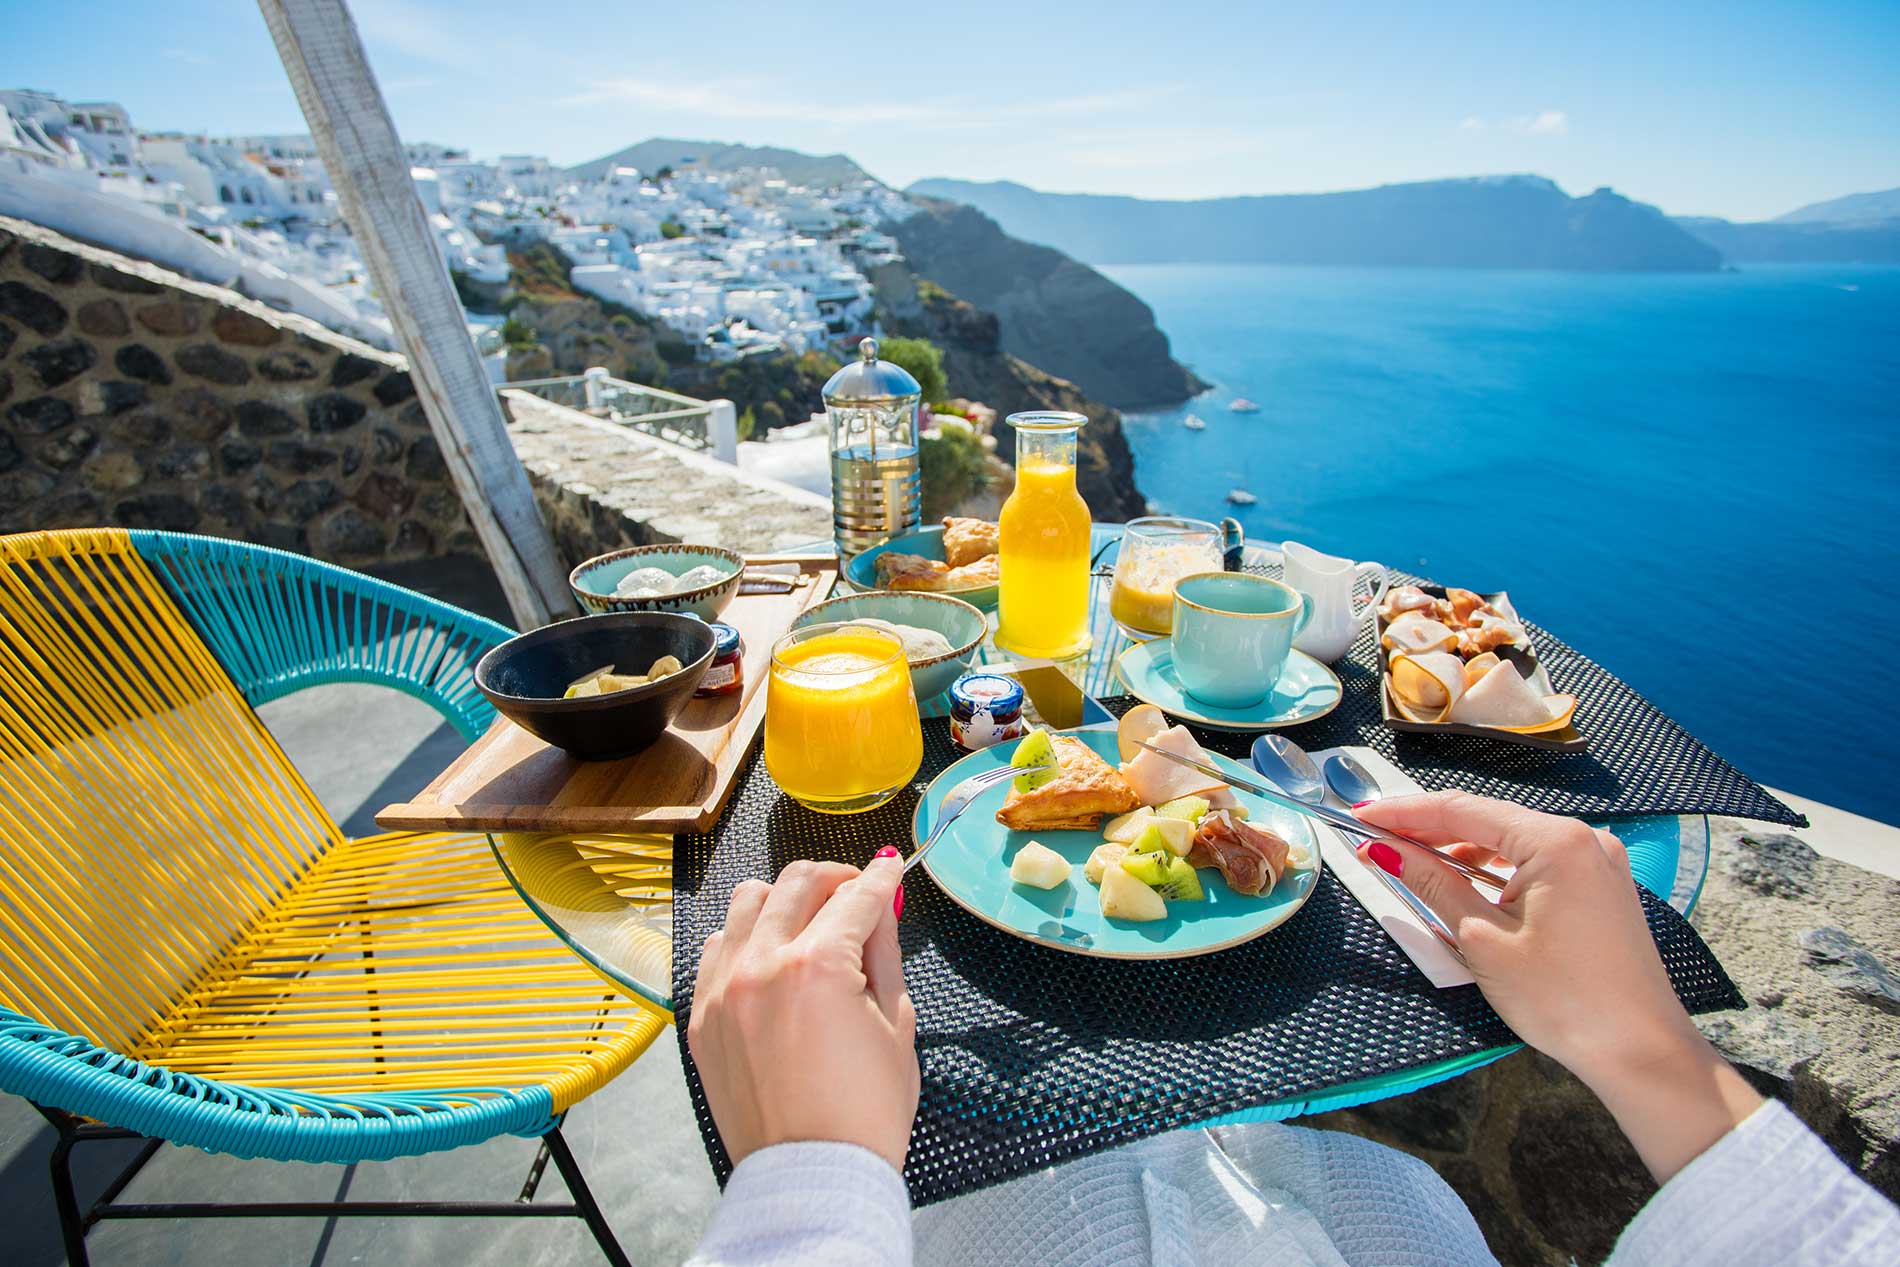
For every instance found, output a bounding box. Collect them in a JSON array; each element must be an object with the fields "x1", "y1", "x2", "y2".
[
  {"x1": 996, "y1": 412, "x2": 1093, "y2": 659},
  {"x1": 764, "y1": 624, "x2": 922, "y2": 814}
]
